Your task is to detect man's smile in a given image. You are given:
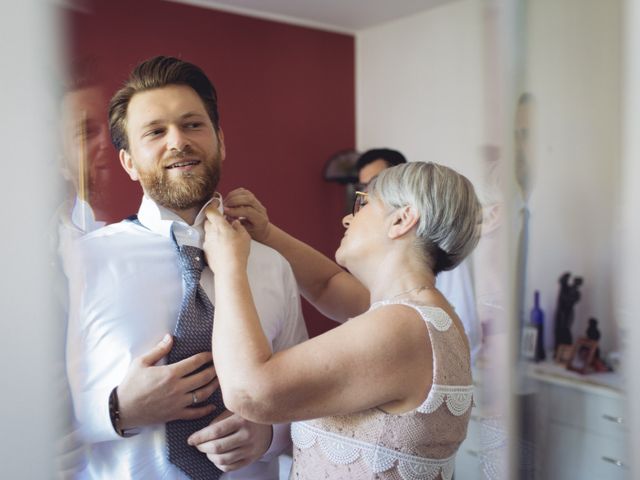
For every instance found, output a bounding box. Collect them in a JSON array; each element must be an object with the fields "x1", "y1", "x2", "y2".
[{"x1": 165, "y1": 159, "x2": 201, "y2": 170}]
